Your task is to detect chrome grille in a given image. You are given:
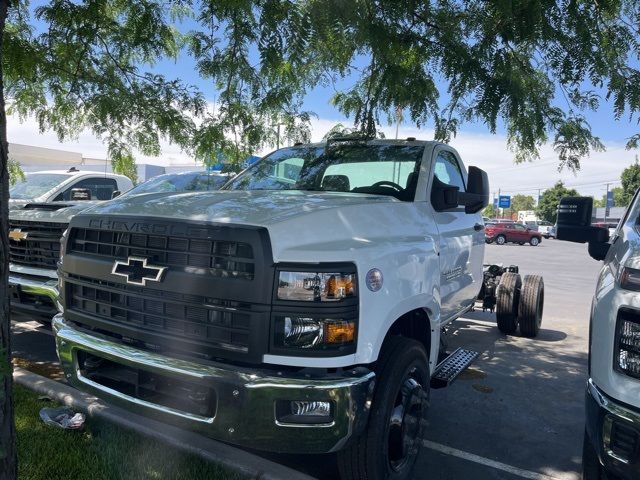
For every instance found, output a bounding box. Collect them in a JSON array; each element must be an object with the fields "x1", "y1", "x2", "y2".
[{"x1": 9, "y1": 220, "x2": 66, "y2": 269}]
